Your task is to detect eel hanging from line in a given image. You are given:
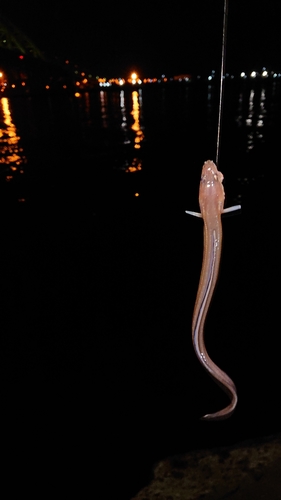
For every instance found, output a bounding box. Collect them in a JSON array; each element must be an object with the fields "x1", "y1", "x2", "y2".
[{"x1": 186, "y1": 160, "x2": 240, "y2": 421}]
